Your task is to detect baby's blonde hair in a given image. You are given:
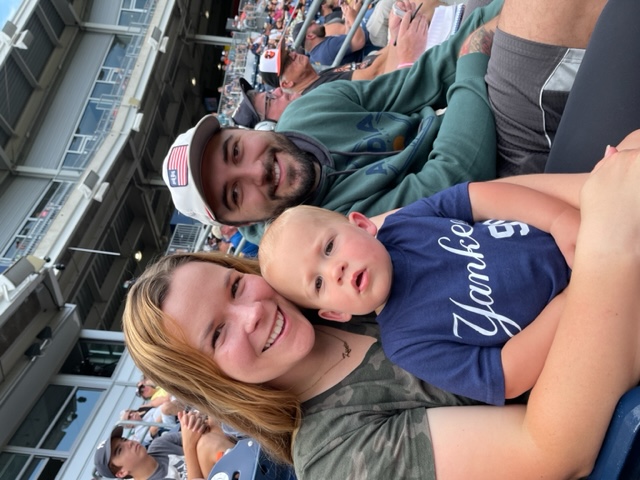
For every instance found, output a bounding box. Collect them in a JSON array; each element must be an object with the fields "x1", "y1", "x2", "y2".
[{"x1": 260, "y1": 205, "x2": 348, "y2": 278}]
